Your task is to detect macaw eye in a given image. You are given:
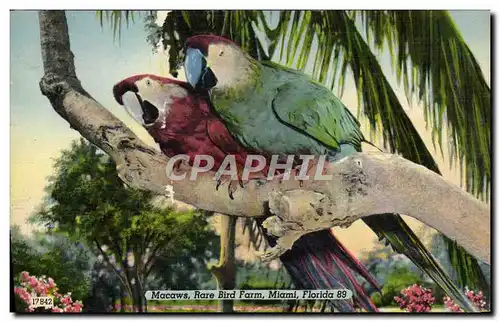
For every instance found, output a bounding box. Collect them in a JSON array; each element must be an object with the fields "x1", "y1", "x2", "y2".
[
  {"x1": 219, "y1": 50, "x2": 224, "y2": 57},
  {"x1": 146, "y1": 80, "x2": 151, "y2": 86}
]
